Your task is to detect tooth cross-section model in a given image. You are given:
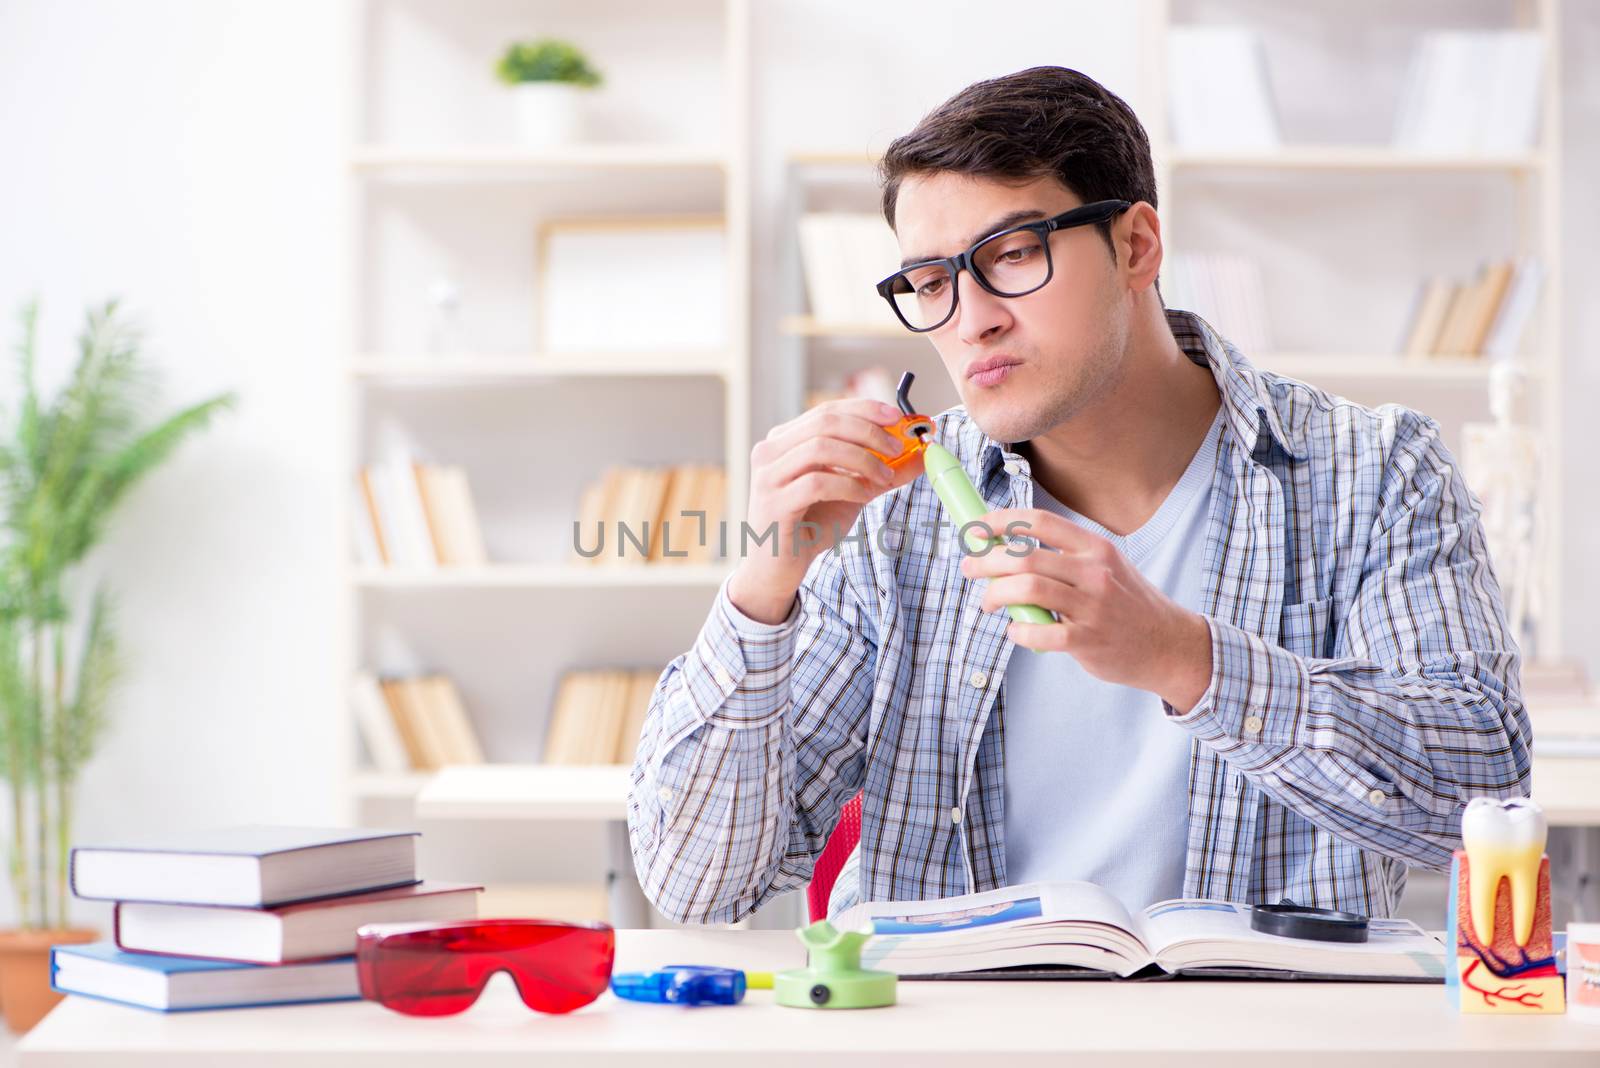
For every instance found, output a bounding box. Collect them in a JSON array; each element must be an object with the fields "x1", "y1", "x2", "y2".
[{"x1": 1446, "y1": 797, "x2": 1565, "y2": 1014}]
